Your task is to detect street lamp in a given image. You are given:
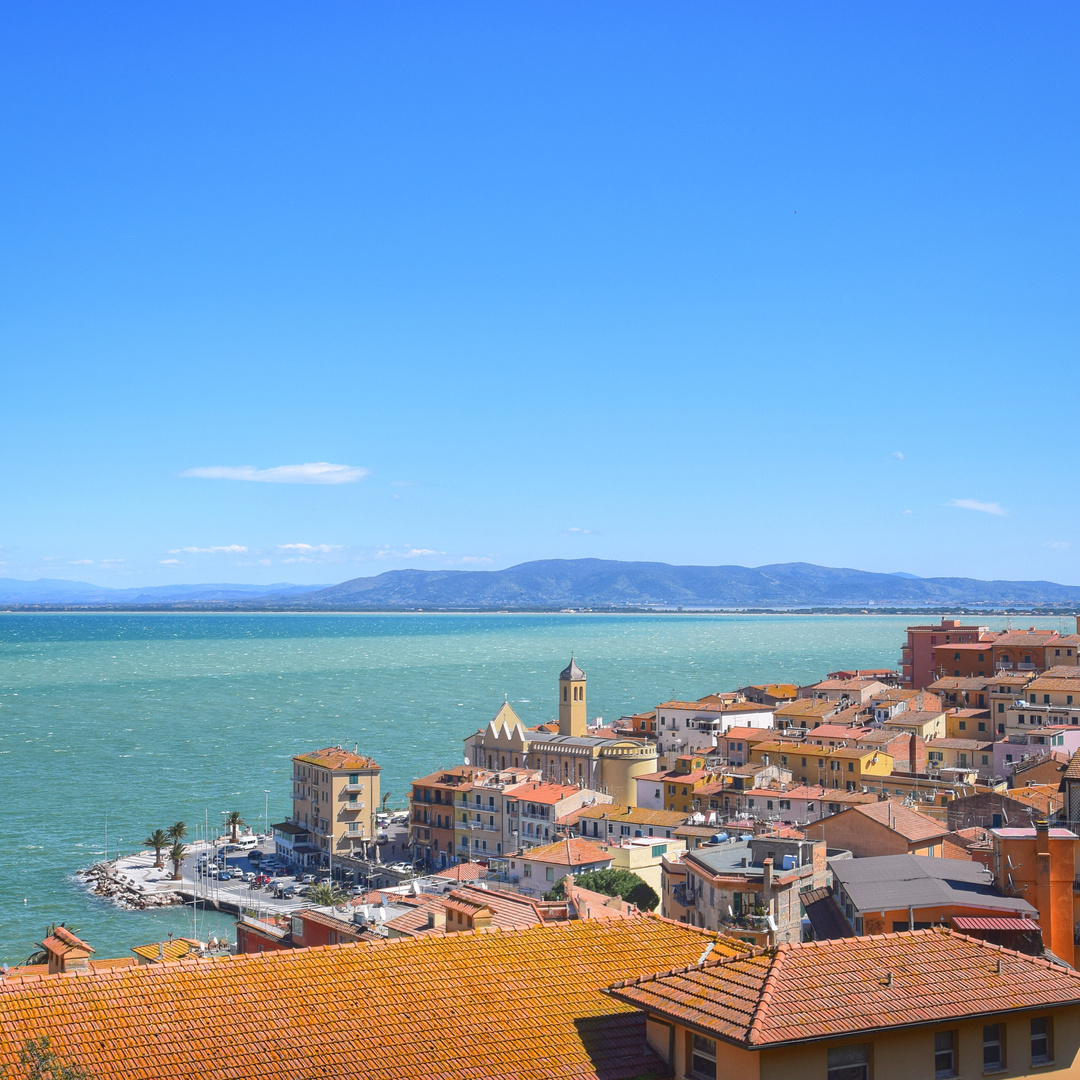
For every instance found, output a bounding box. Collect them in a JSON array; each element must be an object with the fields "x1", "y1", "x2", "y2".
[{"x1": 264, "y1": 790, "x2": 270, "y2": 839}]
